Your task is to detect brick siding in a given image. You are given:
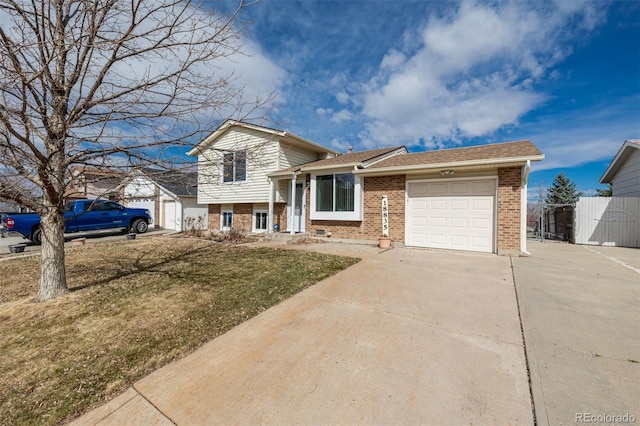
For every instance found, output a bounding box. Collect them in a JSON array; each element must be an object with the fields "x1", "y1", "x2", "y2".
[
  {"x1": 306, "y1": 175, "x2": 406, "y2": 241},
  {"x1": 363, "y1": 175, "x2": 406, "y2": 241},
  {"x1": 273, "y1": 202, "x2": 287, "y2": 232},
  {"x1": 210, "y1": 167, "x2": 523, "y2": 254},
  {"x1": 233, "y1": 203, "x2": 253, "y2": 232},
  {"x1": 208, "y1": 202, "x2": 287, "y2": 233},
  {"x1": 207, "y1": 204, "x2": 220, "y2": 230},
  {"x1": 497, "y1": 167, "x2": 522, "y2": 253}
]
